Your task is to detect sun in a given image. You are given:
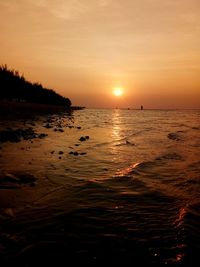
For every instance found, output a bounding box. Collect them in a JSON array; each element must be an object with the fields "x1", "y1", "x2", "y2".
[{"x1": 113, "y1": 87, "x2": 123, "y2": 97}]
